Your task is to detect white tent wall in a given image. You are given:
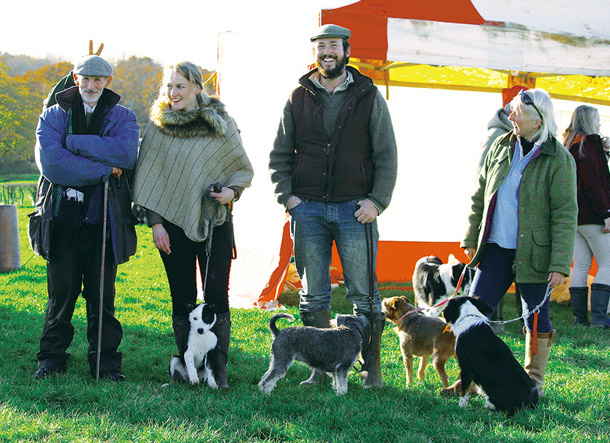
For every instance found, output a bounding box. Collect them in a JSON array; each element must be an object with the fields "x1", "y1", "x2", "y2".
[
  {"x1": 218, "y1": 1, "x2": 610, "y2": 308},
  {"x1": 387, "y1": 18, "x2": 610, "y2": 76}
]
